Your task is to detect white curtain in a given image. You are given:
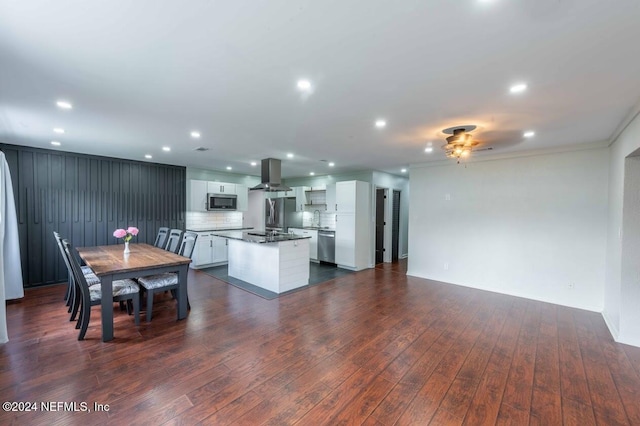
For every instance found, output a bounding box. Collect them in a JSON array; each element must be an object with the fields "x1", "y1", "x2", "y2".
[{"x1": 1, "y1": 151, "x2": 24, "y2": 344}]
